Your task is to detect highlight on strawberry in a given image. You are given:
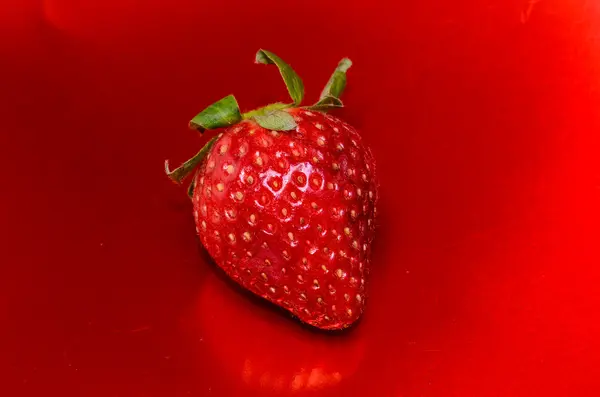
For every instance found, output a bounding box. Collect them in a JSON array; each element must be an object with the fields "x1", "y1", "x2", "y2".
[{"x1": 166, "y1": 49, "x2": 378, "y2": 330}]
